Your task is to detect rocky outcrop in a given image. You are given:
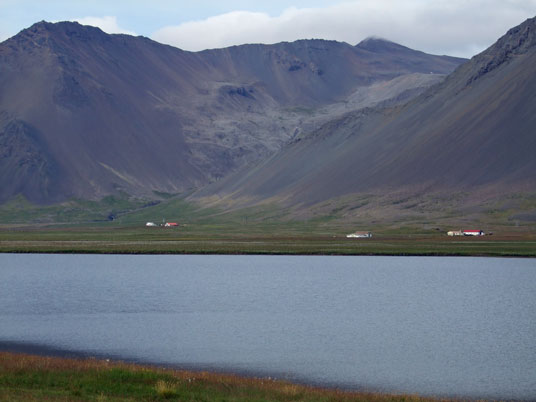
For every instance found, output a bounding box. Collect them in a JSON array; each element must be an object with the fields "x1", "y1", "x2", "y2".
[{"x1": 466, "y1": 16, "x2": 536, "y2": 85}]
